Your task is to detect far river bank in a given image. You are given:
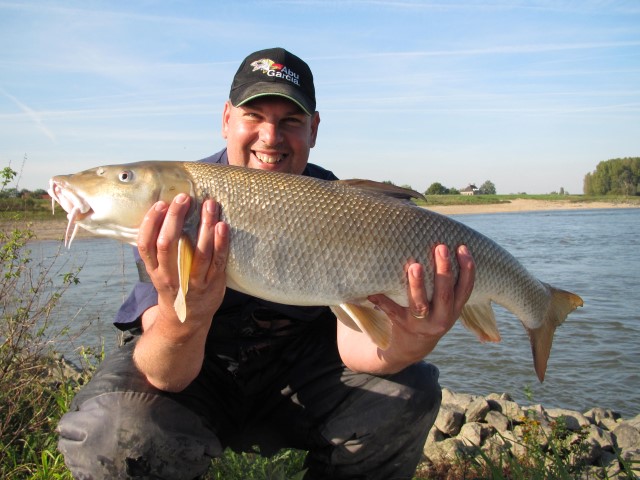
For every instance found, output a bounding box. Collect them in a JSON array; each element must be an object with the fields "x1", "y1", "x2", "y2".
[{"x1": 4, "y1": 197, "x2": 639, "y2": 242}]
